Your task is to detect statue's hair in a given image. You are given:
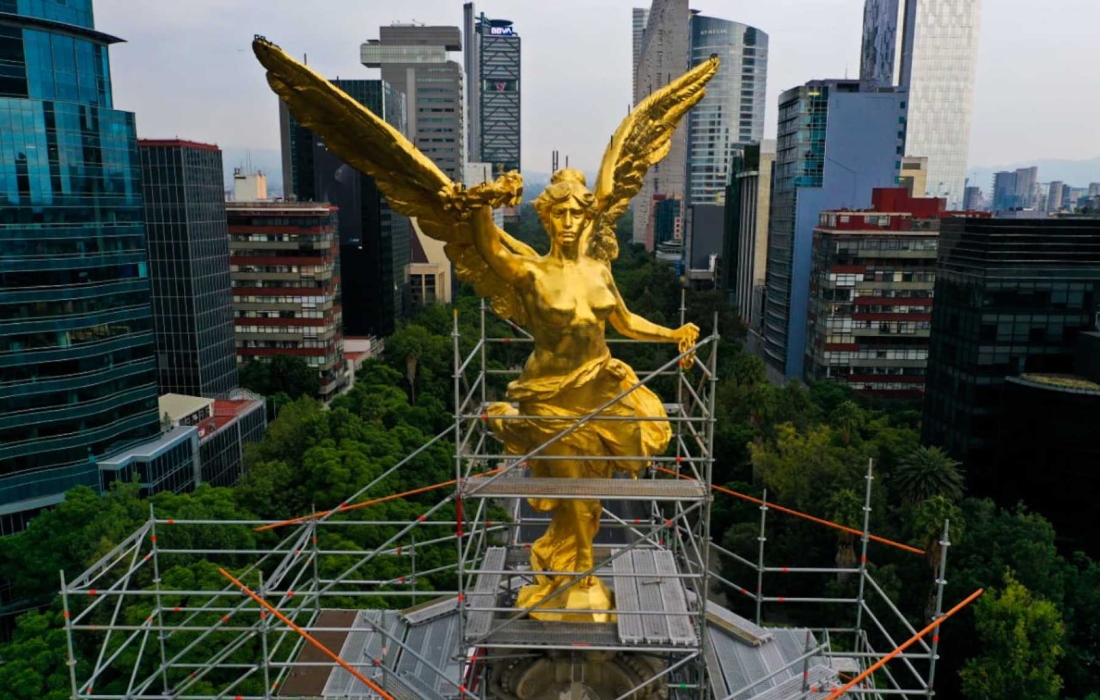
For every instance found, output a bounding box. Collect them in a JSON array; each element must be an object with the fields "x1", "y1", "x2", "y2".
[
  {"x1": 532, "y1": 169, "x2": 595, "y2": 225},
  {"x1": 533, "y1": 169, "x2": 617, "y2": 264}
]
